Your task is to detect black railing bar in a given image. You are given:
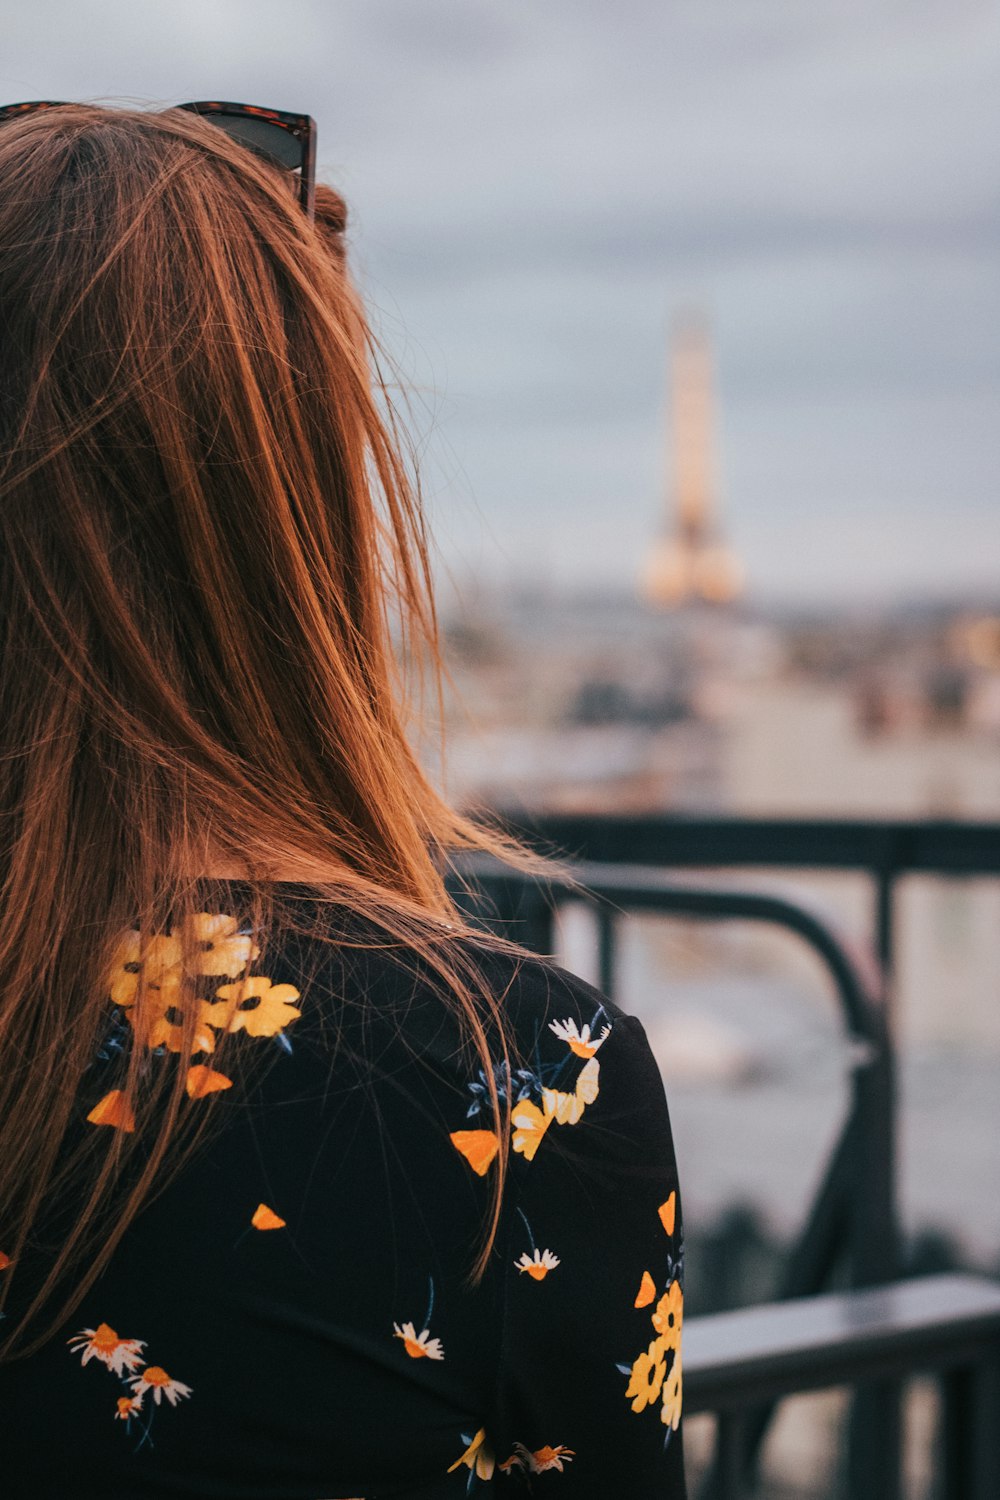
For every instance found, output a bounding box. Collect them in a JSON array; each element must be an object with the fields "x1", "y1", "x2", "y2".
[
  {"x1": 941, "y1": 1358, "x2": 1000, "y2": 1500},
  {"x1": 595, "y1": 904, "x2": 615, "y2": 999},
  {"x1": 704, "y1": 1411, "x2": 747, "y2": 1500},
  {"x1": 683, "y1": 1274, "x2": 1000, "y2": 1415},
  {"x1": 508, "y1": 814, "x2": 1000, "y2": 876}
]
